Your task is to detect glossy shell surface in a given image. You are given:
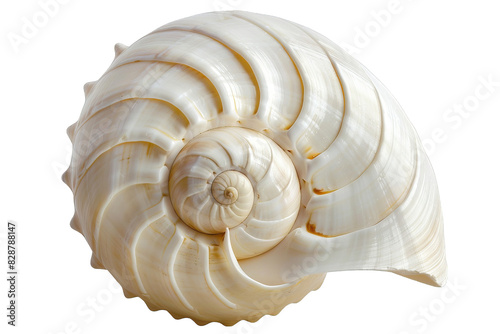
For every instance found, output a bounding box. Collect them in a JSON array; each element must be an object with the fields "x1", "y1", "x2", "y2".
[{"x1": 63, "y1": 11, "x2": 447, "y2": 326}]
